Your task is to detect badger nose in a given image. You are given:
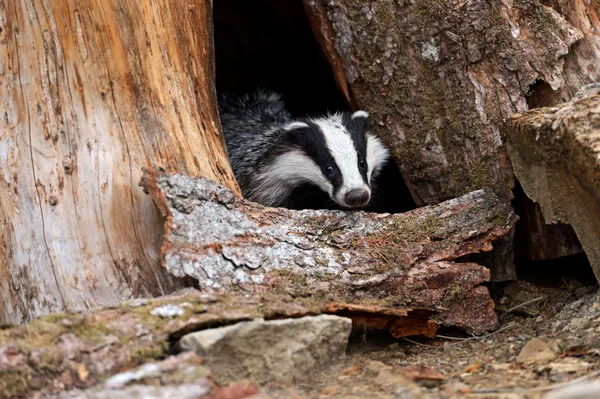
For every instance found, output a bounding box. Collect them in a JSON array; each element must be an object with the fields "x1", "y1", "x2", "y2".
[{"x1": 345, "y1": 189, "x2": 370, "y2": 207}]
